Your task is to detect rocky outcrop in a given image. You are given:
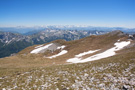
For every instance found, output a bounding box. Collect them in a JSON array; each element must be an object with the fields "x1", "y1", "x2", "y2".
[{"x1": 109, "y1": 30, "x2": 125, "y2": 37}]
